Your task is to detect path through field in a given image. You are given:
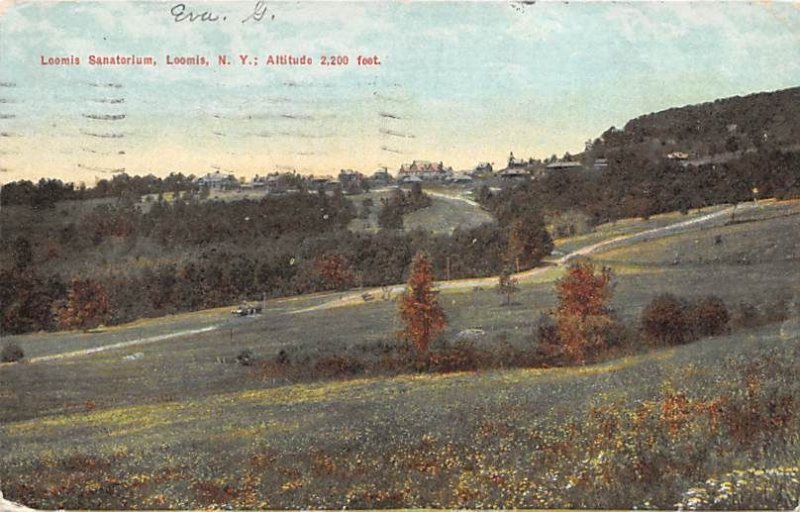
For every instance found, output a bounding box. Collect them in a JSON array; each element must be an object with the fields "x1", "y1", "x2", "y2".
[
  {"x1": 26, "y1": 326, "x2": 219, "y2": 364},
  {"x1": 425, "y1": 189, "x2": 482, "y2": 208},
  {"x1": 290, "y1": 202, "x2": 755, "y2": 313}
]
